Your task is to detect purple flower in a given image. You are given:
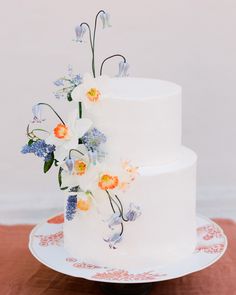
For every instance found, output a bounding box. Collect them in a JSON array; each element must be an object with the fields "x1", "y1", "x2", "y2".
[
  {"x1": 105, "y1": 212, "x2": 122, "y2": 230},
  {"x1": 32, "y1": 104, "x2": 45, "y2": 123},
  {"x1": 117, "y1": 61, "x2": 129, "y2": 77},
  {"x1": 104, "y1": 232, "x2": 122, "y2": 249},
  {"x1": 82, "y1": 128, "x2": 106, "y2": 152},
  {"x1": 66, "y1": 195, "x2": 77, "y2": 221},
  {"x1": 65, "y1": 157, "x2": 74, "y2": 174},
  {"x1": 75, "y1": 25, "x2": 86, "y2": 43},
  {"x1": 125, "y1": 203, "x2": 141, "y2": 222},
  {"x1": 21, "y1": 140, "x2": 55, "y2": 162}
]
